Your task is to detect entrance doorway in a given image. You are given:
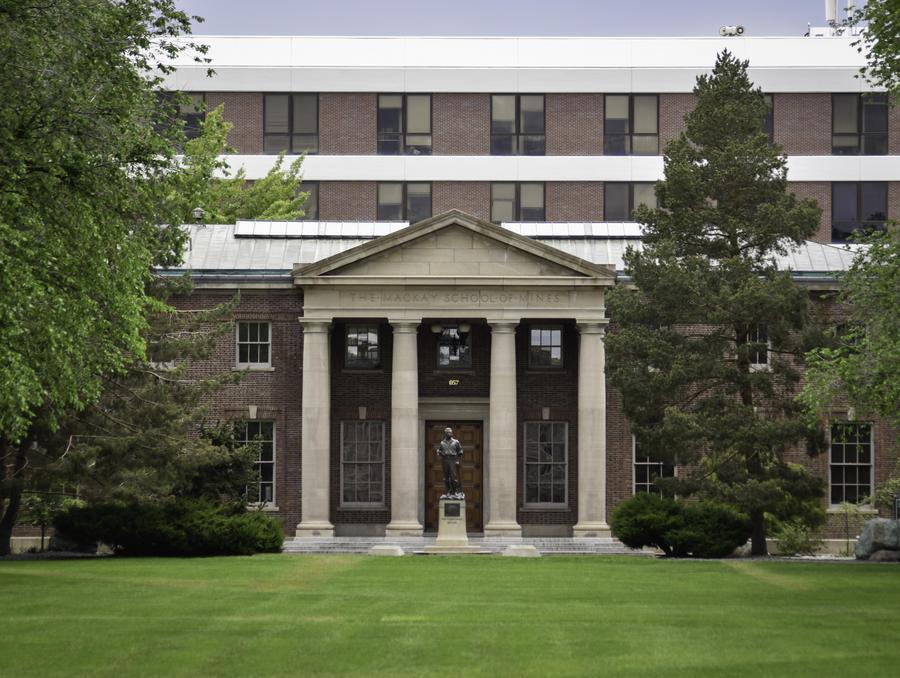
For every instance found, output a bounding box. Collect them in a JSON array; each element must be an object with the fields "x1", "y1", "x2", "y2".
[{"x1": 424, "y1": 421, "x2": 483, "y2": 533}]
